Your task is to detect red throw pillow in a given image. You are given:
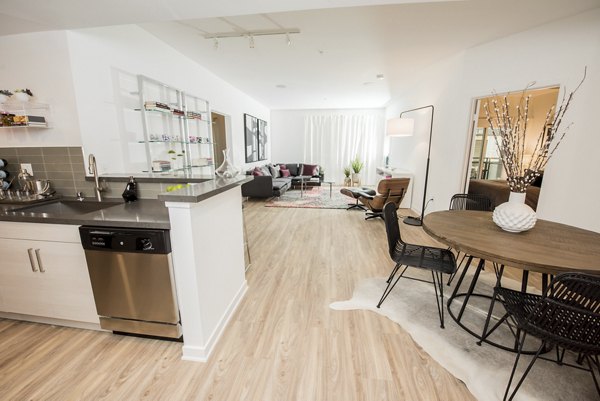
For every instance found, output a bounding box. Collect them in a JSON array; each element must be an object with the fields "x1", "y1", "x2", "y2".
[
  {"x1": 252, "y1": 167, "x2": 264, "y2": 176},
  {"x1": 280, "y1": 168, "x2": 291, "y2": 177},
  {"x1": 278, "y1": 164, "x2": 287, "y2": 170},
  {"x1": 302, "y1": 164, "x2": 319, "y2": 176}
]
